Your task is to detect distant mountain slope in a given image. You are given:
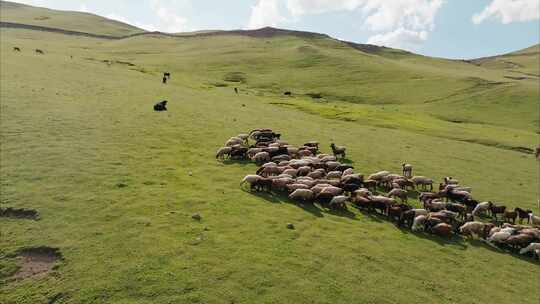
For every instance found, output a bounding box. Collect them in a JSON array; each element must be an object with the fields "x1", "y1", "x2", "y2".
[
  {"x1": 467, "y1": 44, "x2": 540, "y2": 77},
  {"x1": 0, "y1": 0, "x2": 143, "y2": 36}
]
